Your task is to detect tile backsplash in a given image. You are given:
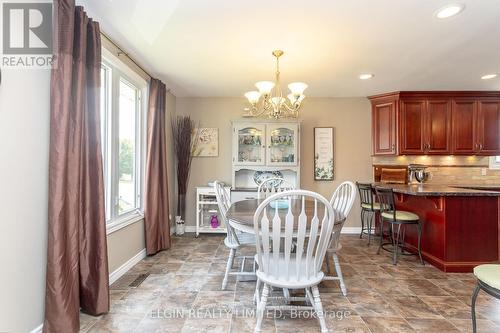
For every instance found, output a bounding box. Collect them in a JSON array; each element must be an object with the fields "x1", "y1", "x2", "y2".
[{"x1": 373, "y1": 156, "x2": 500, "y2": 185}]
